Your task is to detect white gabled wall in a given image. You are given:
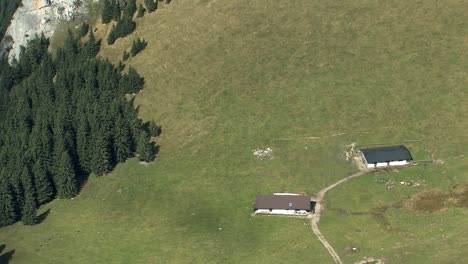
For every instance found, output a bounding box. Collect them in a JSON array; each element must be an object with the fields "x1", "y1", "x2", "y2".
[
  {"x1": 389, "y1": 160, "x2": 408, "y2": 166},
  {"x1": 255, "y1": 209, "x2": 309, "y2": 215}
]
